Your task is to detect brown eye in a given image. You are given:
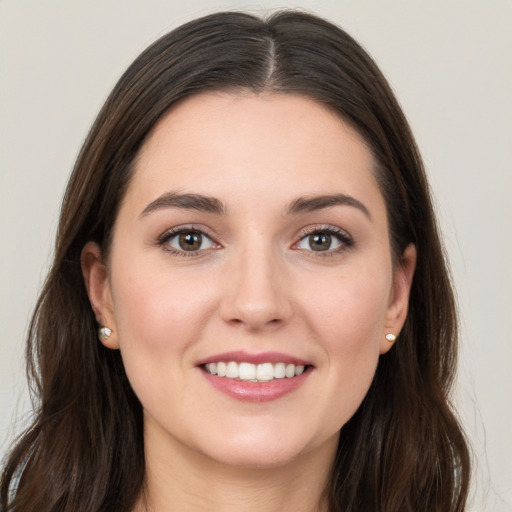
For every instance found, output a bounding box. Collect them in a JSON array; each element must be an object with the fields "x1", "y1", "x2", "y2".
[
  {"x1": 178, "y1": 232, "x2": 202, "y2": 251},
  {"x1": 309, "y1": 233, "x2": 332, "y2": 251},
  {"x1": 163, "y1": 229, "x2": 216, "y2": 253},
  {"x1": 296, "y1": 229, "x2": 347, "y2": 253}
]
